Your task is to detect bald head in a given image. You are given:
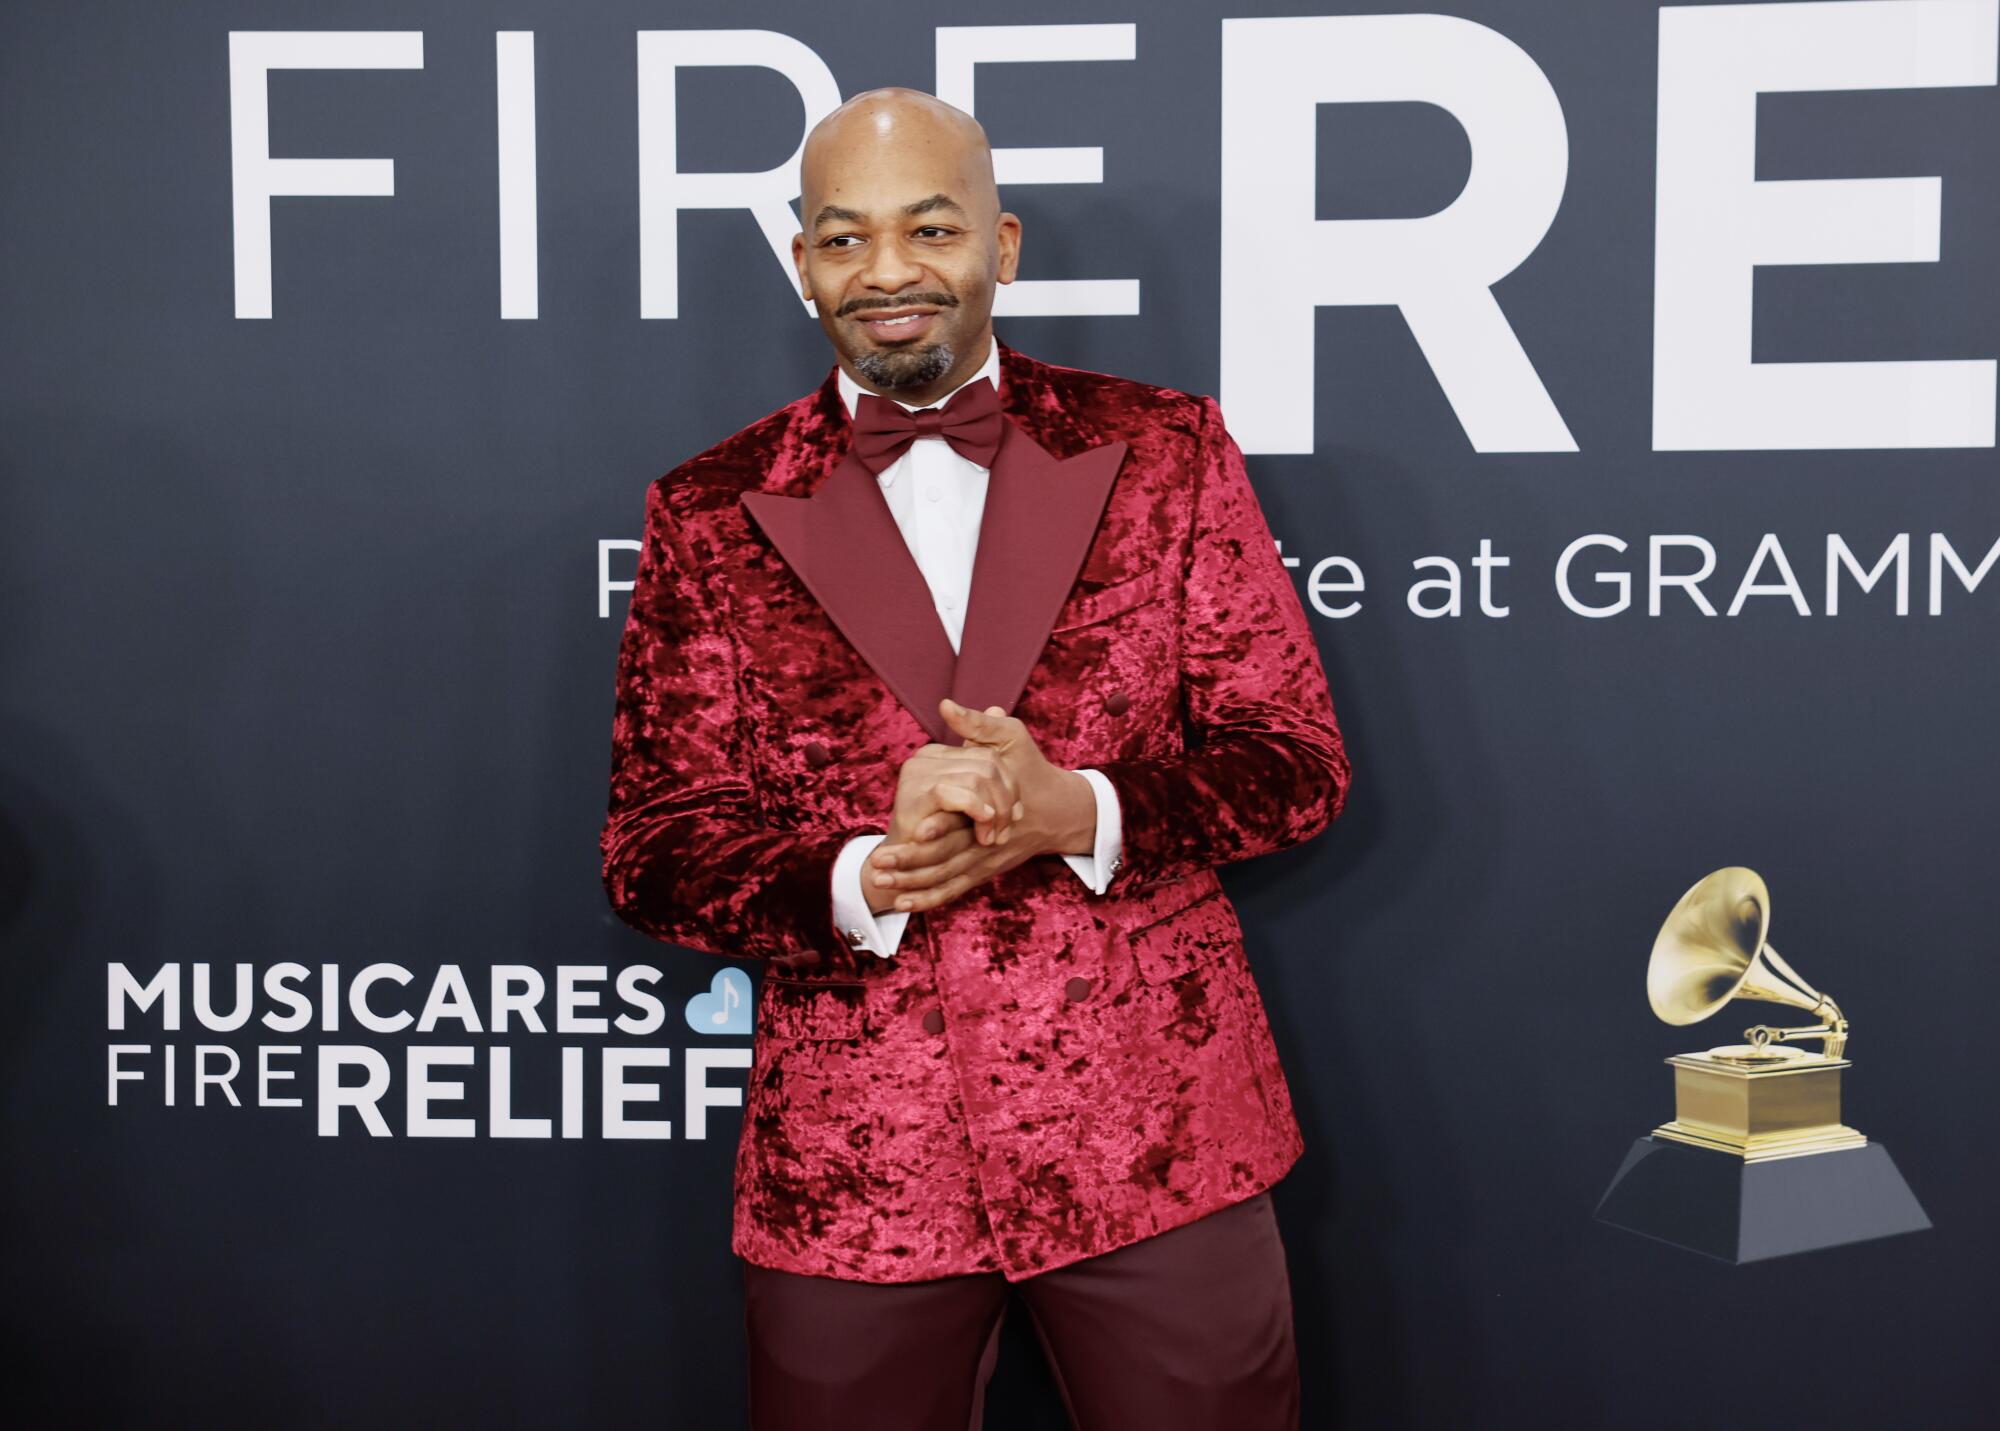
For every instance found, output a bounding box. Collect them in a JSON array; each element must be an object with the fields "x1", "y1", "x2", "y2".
[
  {"x1": 791, "y1": 88, "x2": 1021, "y2": 403},
  {"x1": 801, "y1": 88, "x2": 998, "y2": 227}
]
